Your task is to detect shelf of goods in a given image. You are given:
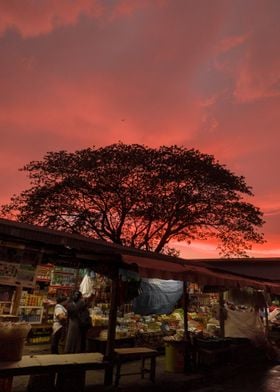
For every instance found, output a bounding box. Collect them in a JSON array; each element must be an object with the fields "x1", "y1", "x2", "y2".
[
  {"x1": 88, "y1": 305, "x2": 187, "y2": 351},
  {"x1": 27, "y1": 324, "x2": 52, "y2": 344},
  {"x1": 36, "y1": 264, "x2": 52, "y2": 283},
  {"x1": 87, "y1": 292, "x2": 221, "y2": 352},
  {"x1": 20, "y1": 290, "x2": 44, "y2": 306},
  {"x1": 46, "y1": 266, "x2": 79, "y2": 297},
  {"x1": 18, "y1": 306, "x2": 44, "y2": 324},
  {"x1": 188, "y1": 292, "x2": 220, "y2": 336},
  {"x1": 43, "y1": 302, "x2": 55, "y2": 325},
  {"x1": 19, "y1": 290, "x2": 45, "y2": 324}
]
